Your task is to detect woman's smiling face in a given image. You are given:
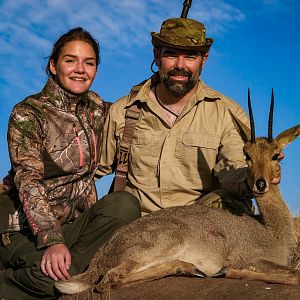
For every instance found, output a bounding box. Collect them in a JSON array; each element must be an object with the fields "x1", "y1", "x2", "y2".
[{"x1": 50, "y1": 40, "x2": 97, "y2": 95}]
